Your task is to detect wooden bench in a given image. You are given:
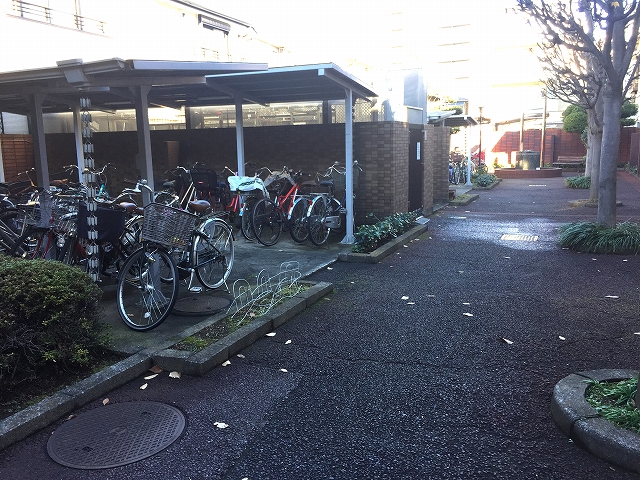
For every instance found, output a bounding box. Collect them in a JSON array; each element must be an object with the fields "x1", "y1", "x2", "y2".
[{"x1": 554, "y1": 156, "x2": 585, "y2": 173}]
